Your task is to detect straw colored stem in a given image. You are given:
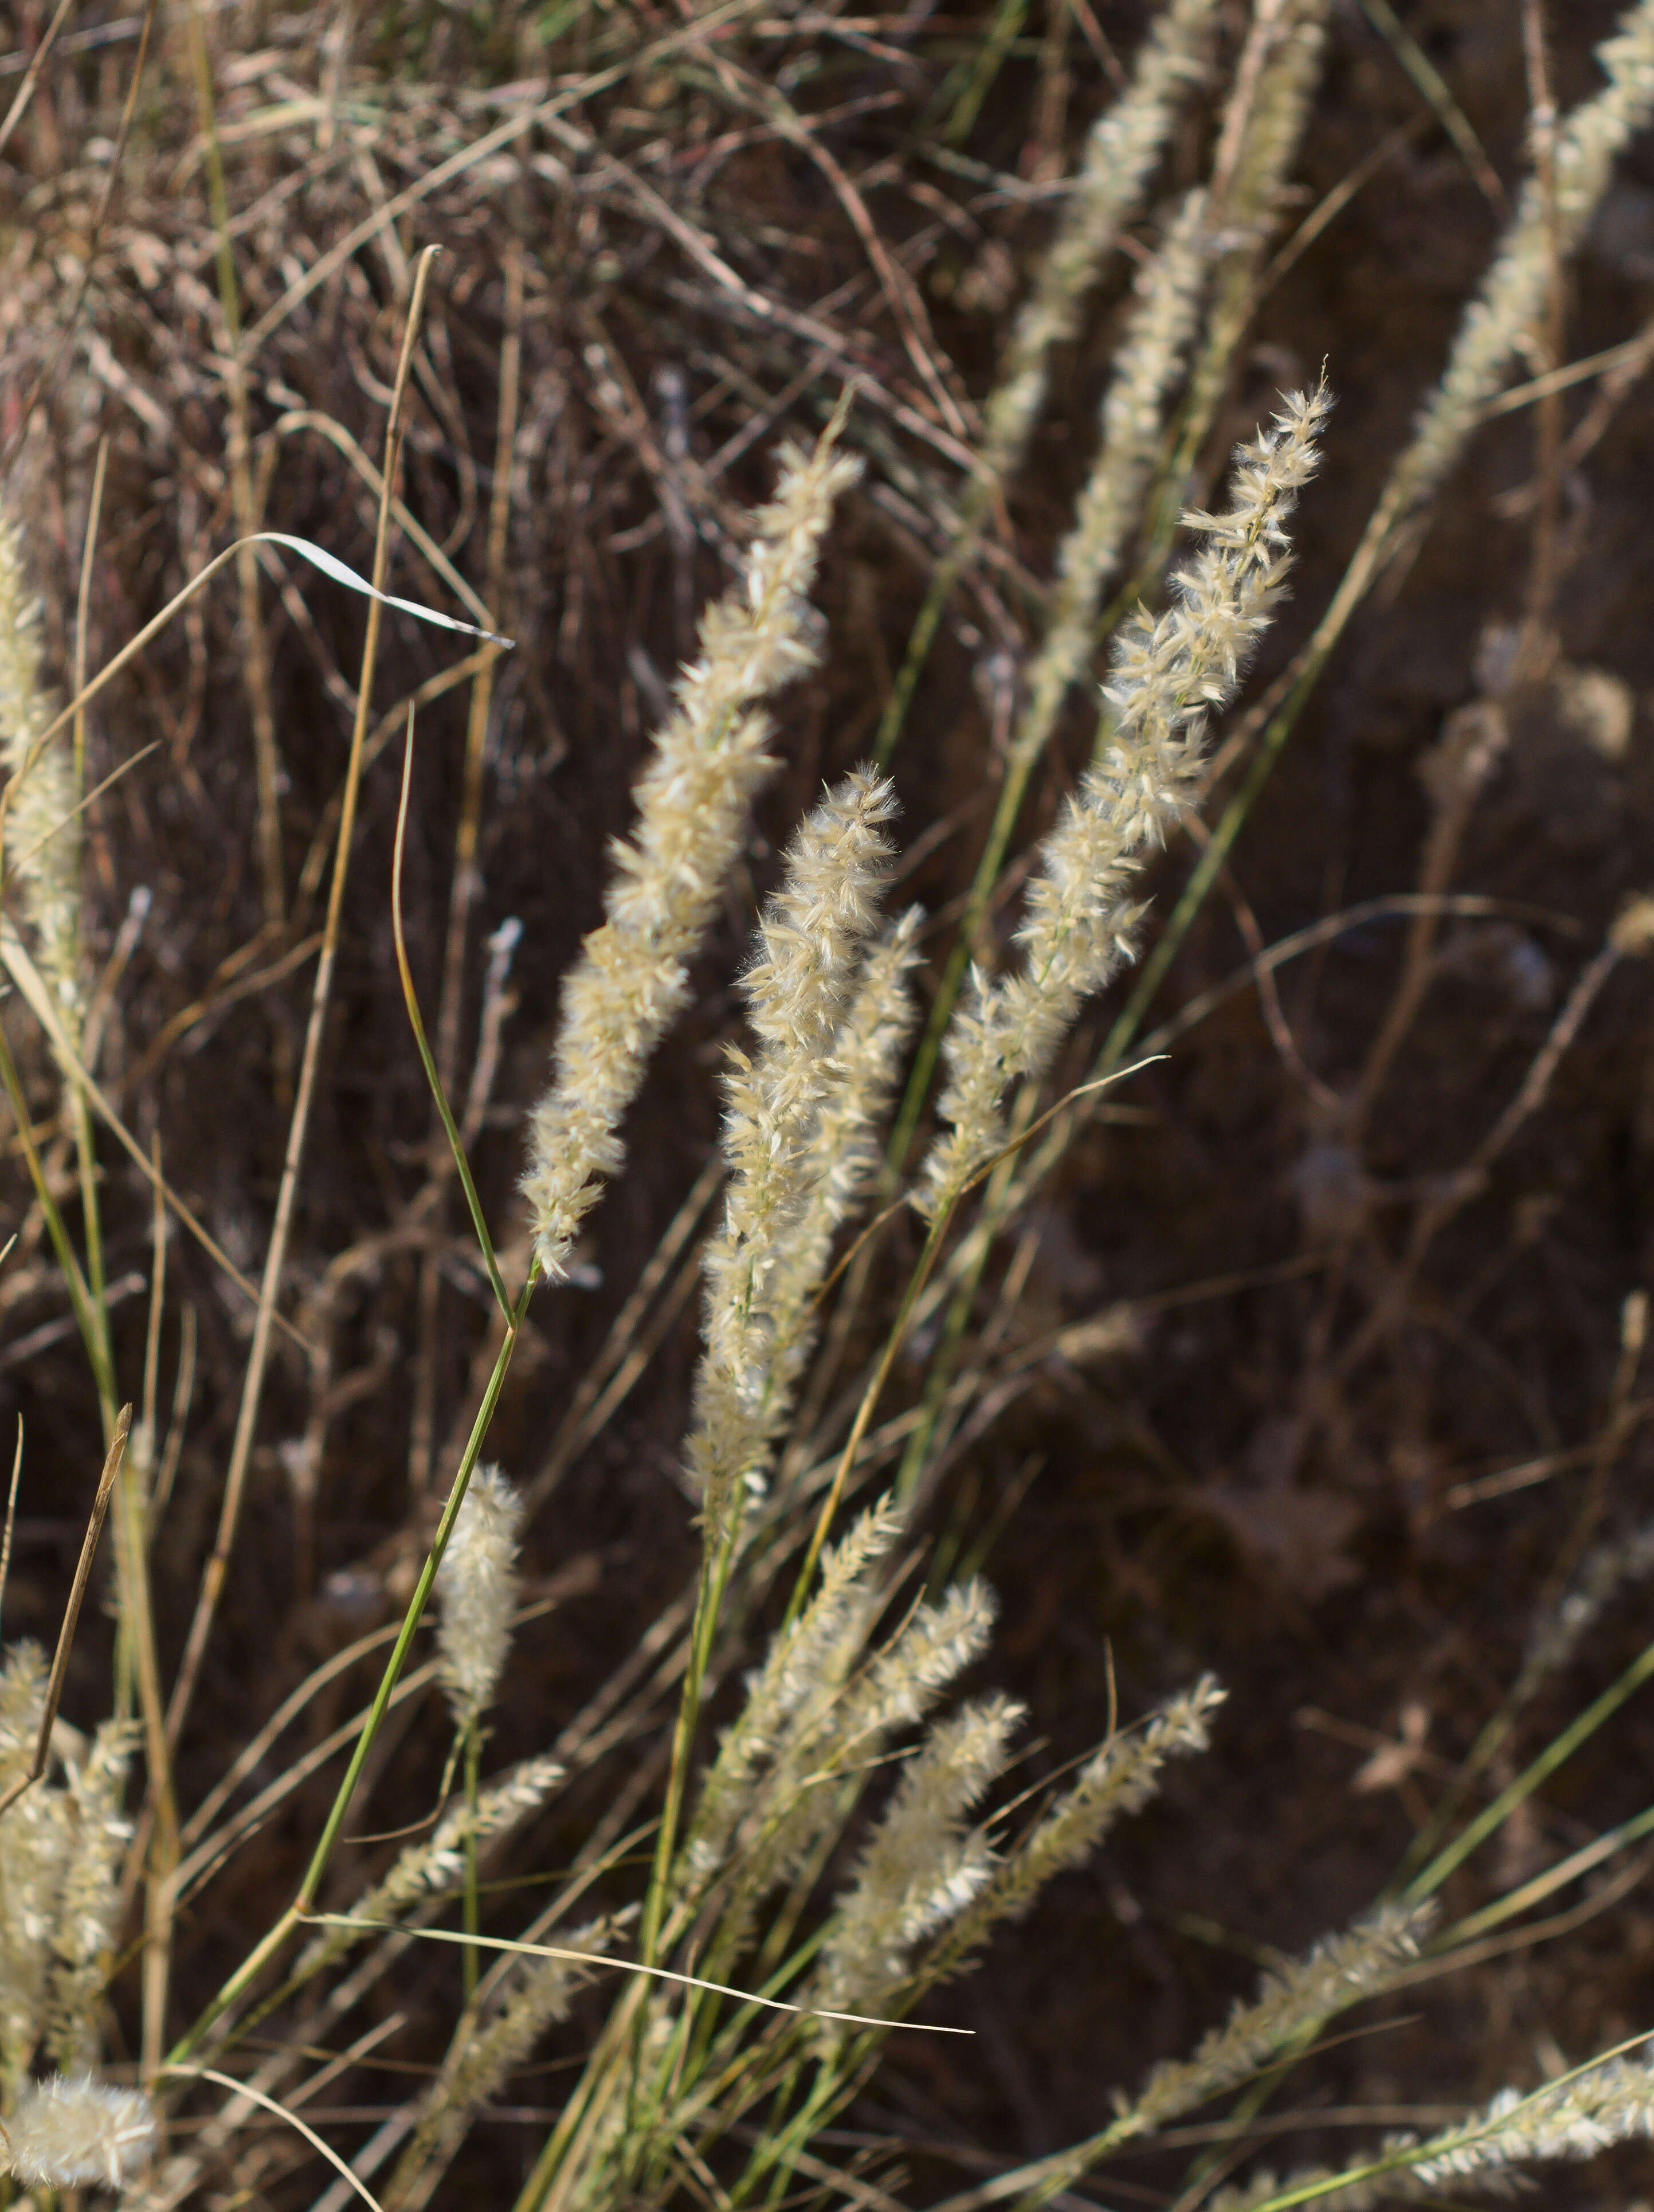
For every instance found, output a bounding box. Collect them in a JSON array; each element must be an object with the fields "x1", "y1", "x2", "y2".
[
  {"x1": 185, "y1": 0, "x2": 284, "y2": 933},
  {"x1": 410, "y1": 238, "x2": 524, "y2": 1500},
  {"x1": 163, "y1": 247, "x2": 443, "y2": 1761}
]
